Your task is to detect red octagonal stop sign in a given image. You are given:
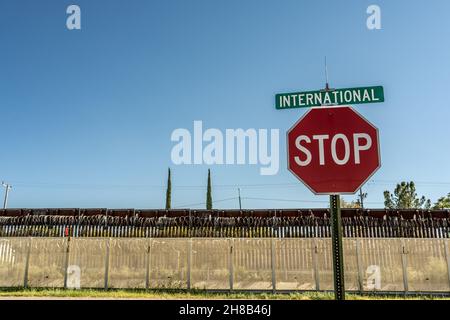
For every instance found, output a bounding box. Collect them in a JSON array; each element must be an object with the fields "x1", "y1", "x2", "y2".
[{"x1": 287, "y1": 106, "x2": 381, "y2": 195}]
